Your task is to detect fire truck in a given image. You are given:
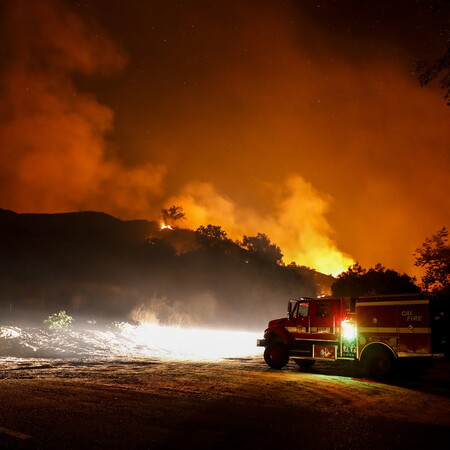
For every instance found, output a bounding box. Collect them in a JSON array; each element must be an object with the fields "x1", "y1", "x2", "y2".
[{"x1": 257, "y1": 293, "x2": 446, "y2": 377}]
